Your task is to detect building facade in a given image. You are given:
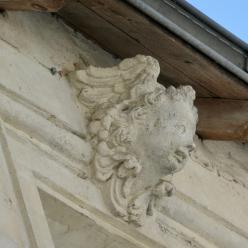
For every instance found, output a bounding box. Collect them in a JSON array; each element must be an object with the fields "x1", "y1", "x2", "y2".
[{"x1": 0, "y1": 11, "x2": 248, "y2": 248}]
